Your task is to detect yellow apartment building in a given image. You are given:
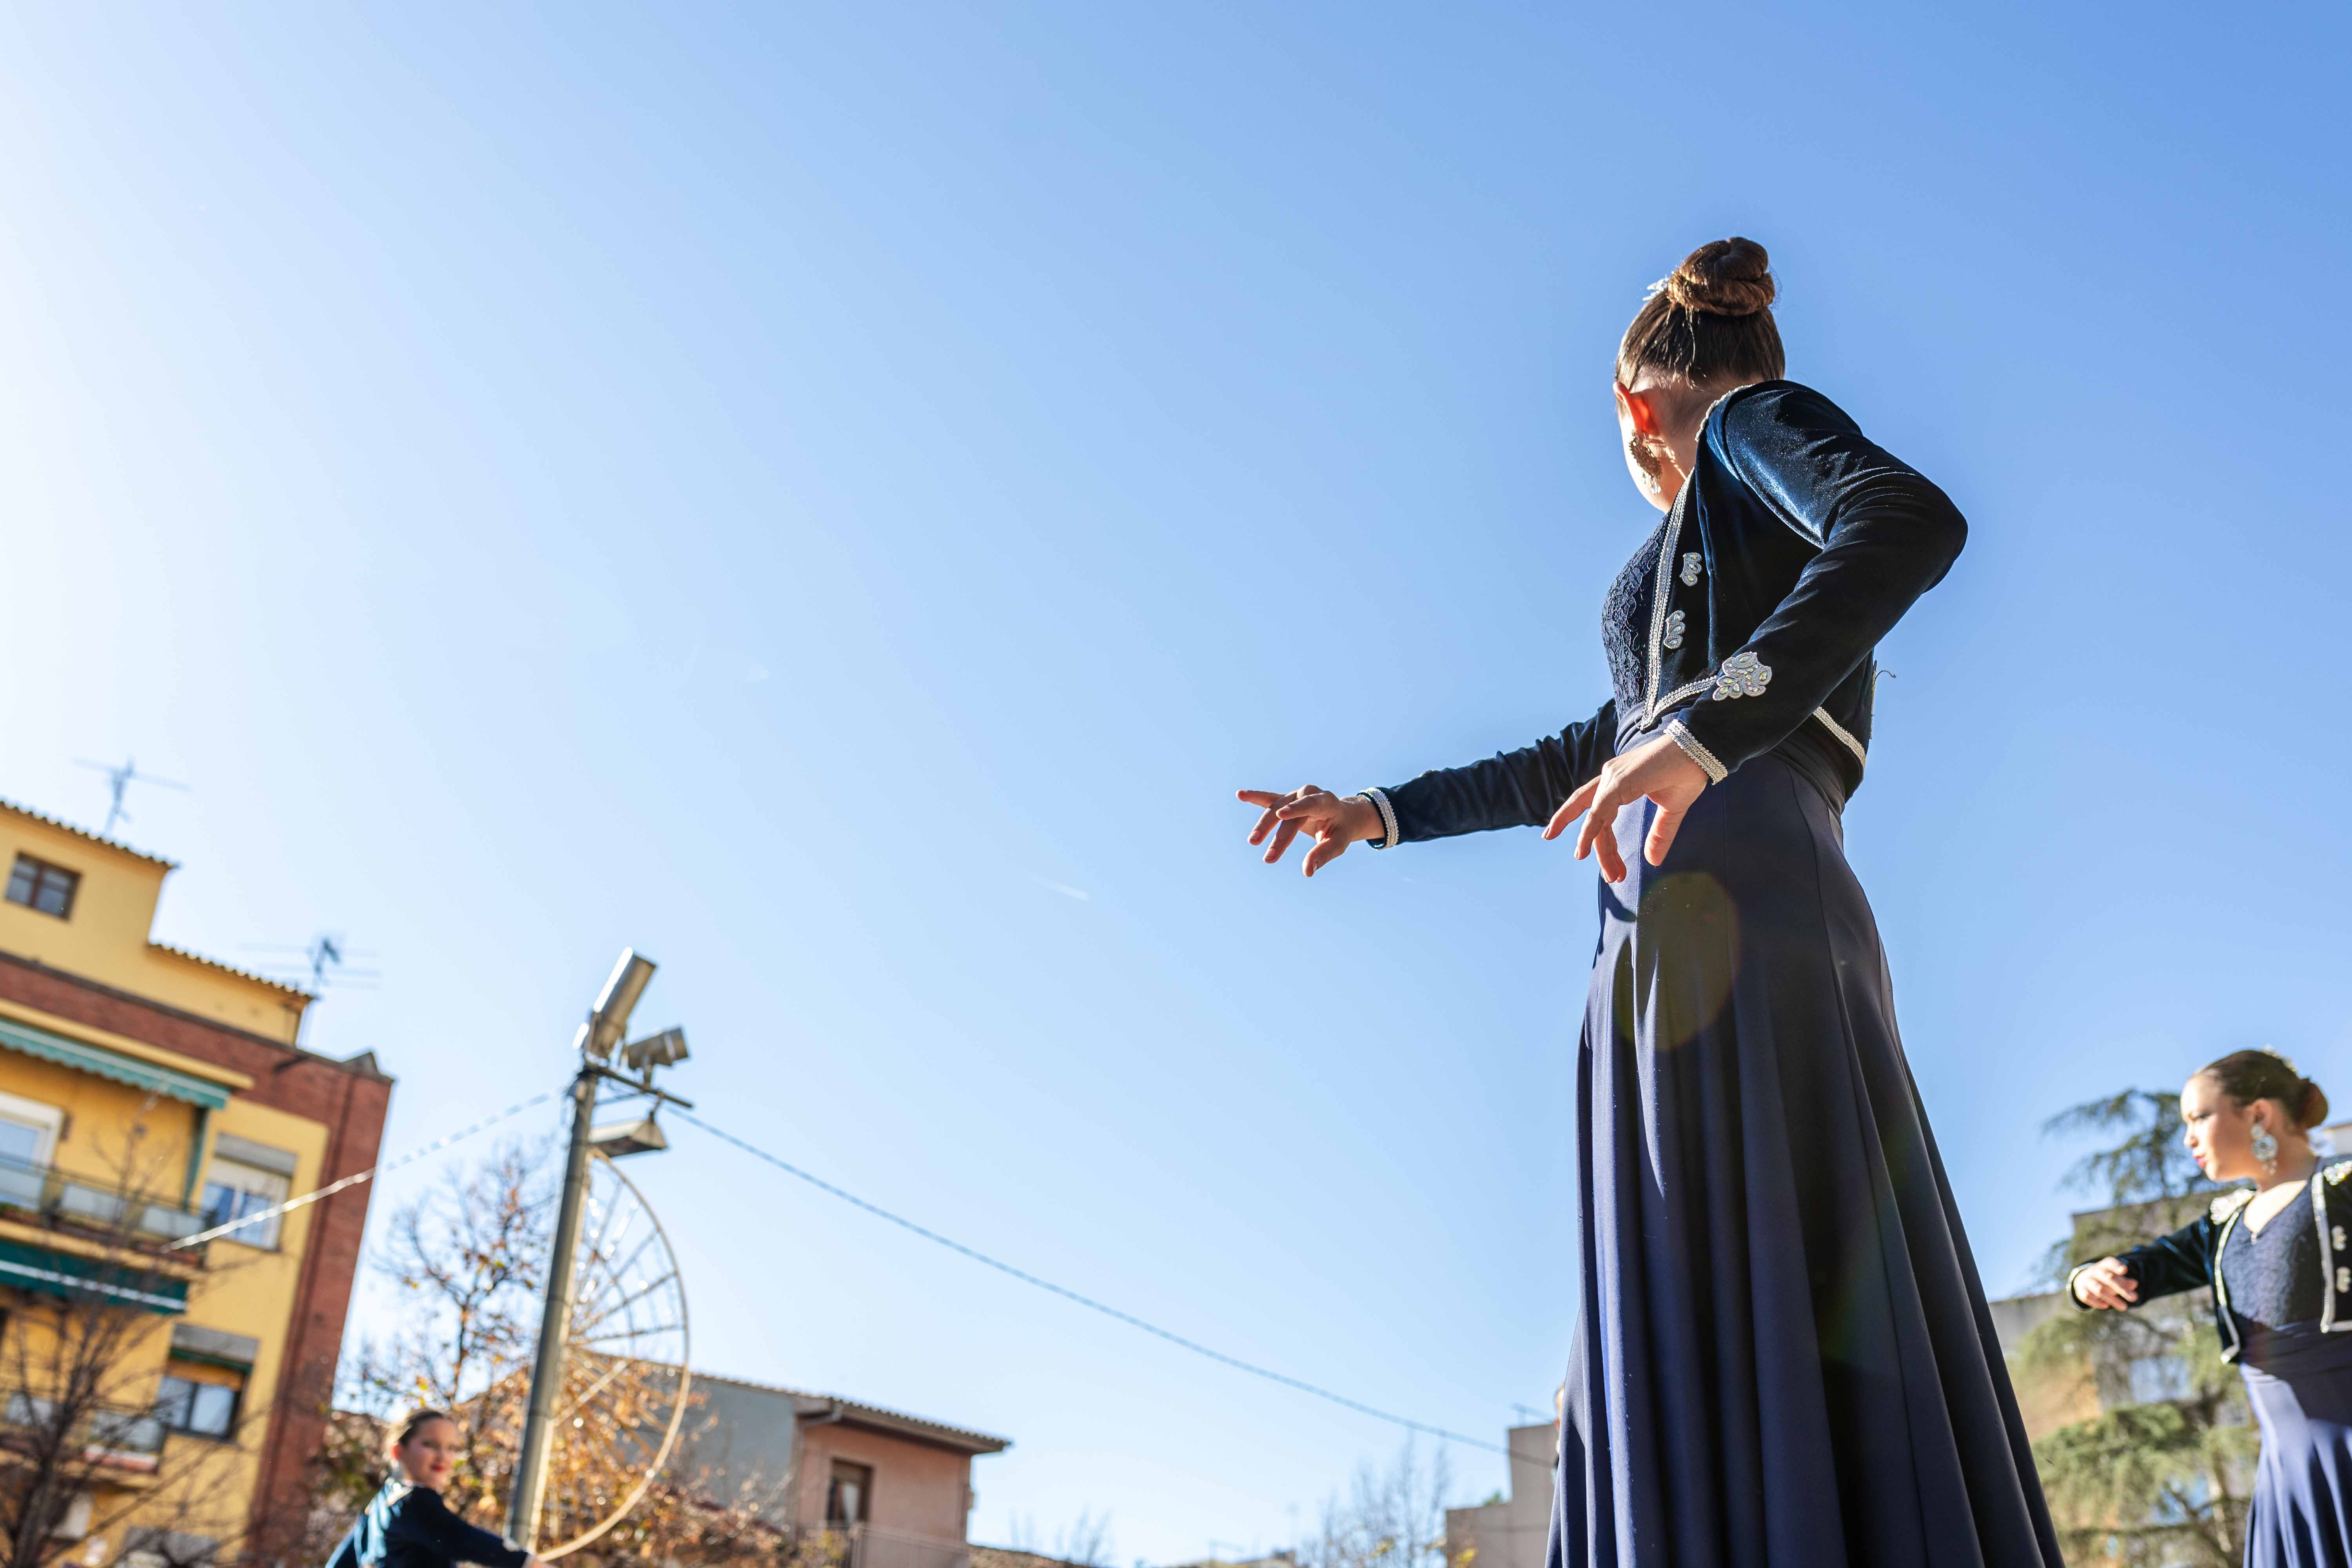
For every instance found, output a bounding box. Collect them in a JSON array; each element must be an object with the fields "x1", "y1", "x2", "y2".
[{"x1": 0, "y1": 798, "x2": 392, "y2": 1565}]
